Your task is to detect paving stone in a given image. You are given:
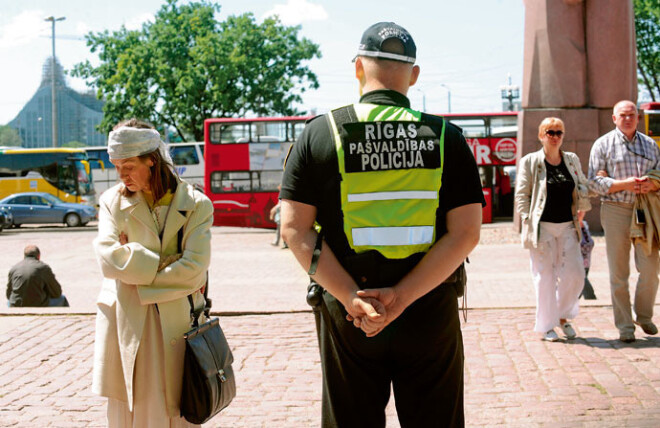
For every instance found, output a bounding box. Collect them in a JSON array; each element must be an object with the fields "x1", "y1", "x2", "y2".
[{"x1": 1, "y1": 225, "x2": 659, "y2": 426}]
